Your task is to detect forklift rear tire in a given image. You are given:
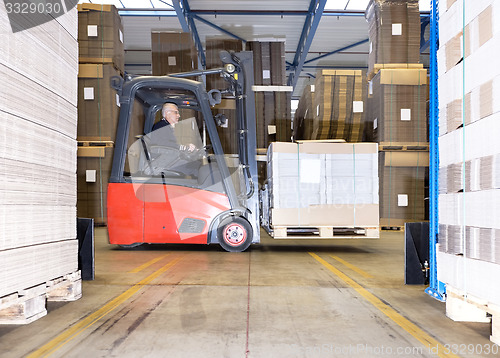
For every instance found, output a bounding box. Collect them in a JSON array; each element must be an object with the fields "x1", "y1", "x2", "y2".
[
  {"x1": 217, "y1": 216, "x2": 253, "y2": 252},
  {"x1": 119, "y1": 243, "x2": 143, "y2": 249}
]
